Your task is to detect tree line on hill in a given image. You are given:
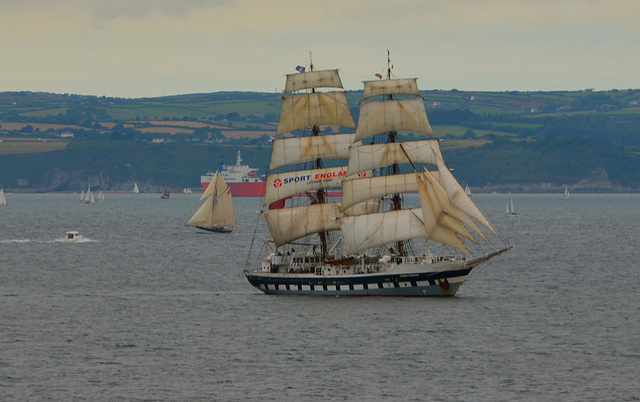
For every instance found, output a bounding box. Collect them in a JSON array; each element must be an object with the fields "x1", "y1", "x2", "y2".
[{"x1": 1, "y1": 90, "x2": 639, "y2": 192}]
